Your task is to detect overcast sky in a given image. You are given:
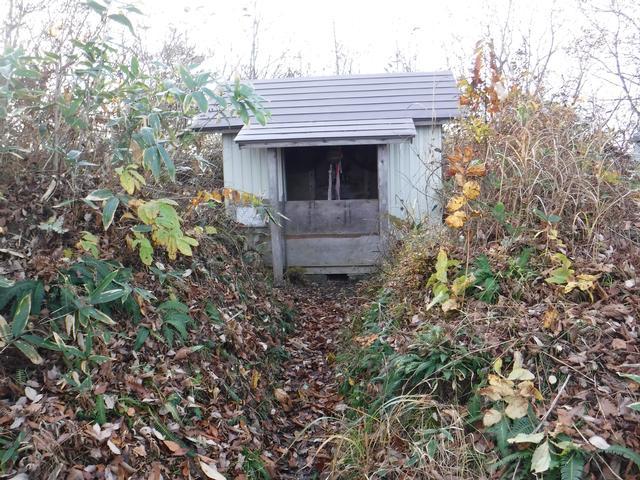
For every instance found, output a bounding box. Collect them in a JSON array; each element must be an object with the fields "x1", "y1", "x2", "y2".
[{"x1": 137, "y1": 0, "x2": 579, "y2": 78}]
